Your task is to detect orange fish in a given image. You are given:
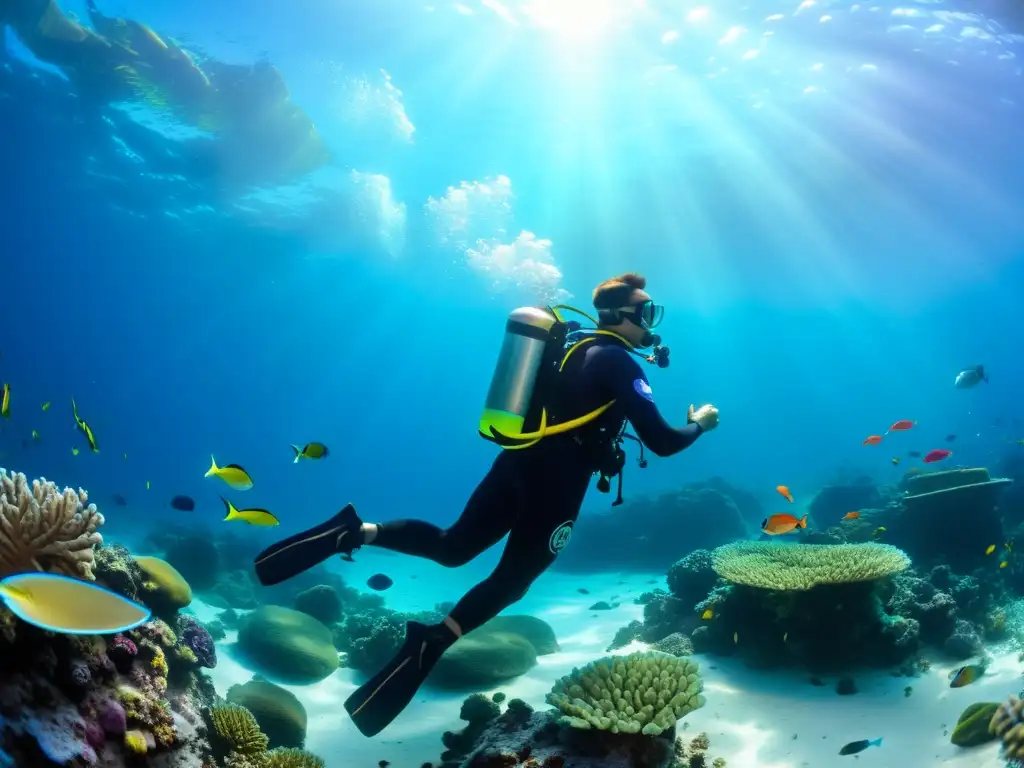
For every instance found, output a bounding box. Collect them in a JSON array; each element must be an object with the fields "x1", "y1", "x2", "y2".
[
  {"x1": 843, "y1": 511, "x2": 860, "y2": 520},
  {"x1": 863, "y1": 435, "x2": 883, "y2": 446},
  {"x1": 776, "y1": 485, "x2": 794, "y2": 503},
  {"x1": 762, "y1": 513, "x2": 808, "y2": 535},
  {"x1": 888, "y1": 420, "x2": 915, "y2": 432}
]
